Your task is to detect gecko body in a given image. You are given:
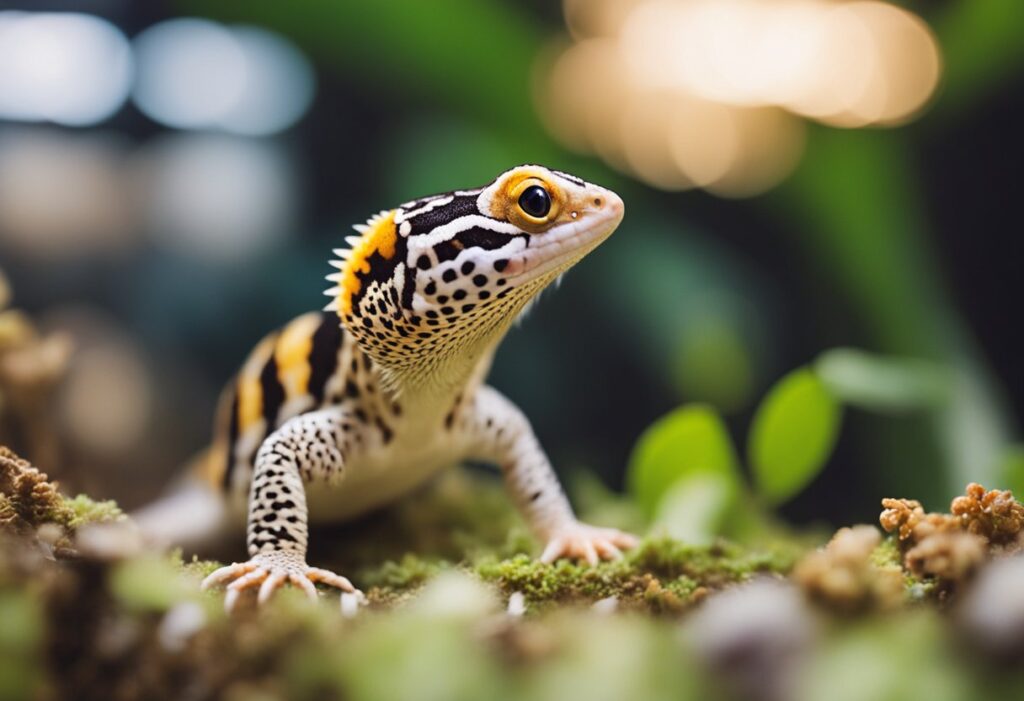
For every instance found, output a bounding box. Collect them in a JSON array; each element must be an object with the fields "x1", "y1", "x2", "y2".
[{"x1": 198, "y1": 165, "x2": 635, "y2": 609}]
